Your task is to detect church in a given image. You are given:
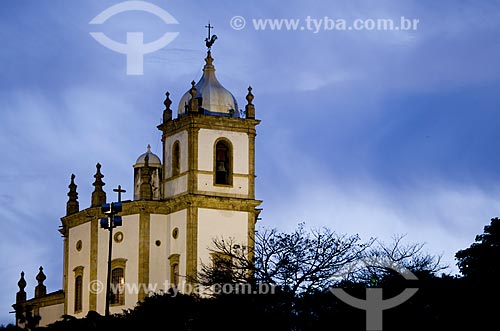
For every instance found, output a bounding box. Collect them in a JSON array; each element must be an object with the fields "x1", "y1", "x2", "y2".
[{"x1": 12, "y1": 36, "x2": 262, "y2": 328}]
